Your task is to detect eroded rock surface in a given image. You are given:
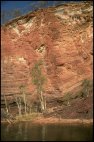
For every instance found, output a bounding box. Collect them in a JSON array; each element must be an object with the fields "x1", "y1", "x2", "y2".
[{"x1": 1, "y1": 2, "x2": 93, "y2": 110}]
